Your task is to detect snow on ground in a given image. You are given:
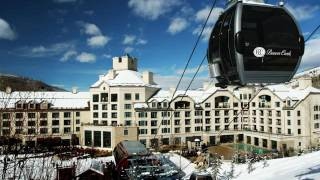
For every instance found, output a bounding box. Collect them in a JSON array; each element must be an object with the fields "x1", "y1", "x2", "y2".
[{"x1": 169, "y1": 151, "x2": 320, "y2": 180}]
